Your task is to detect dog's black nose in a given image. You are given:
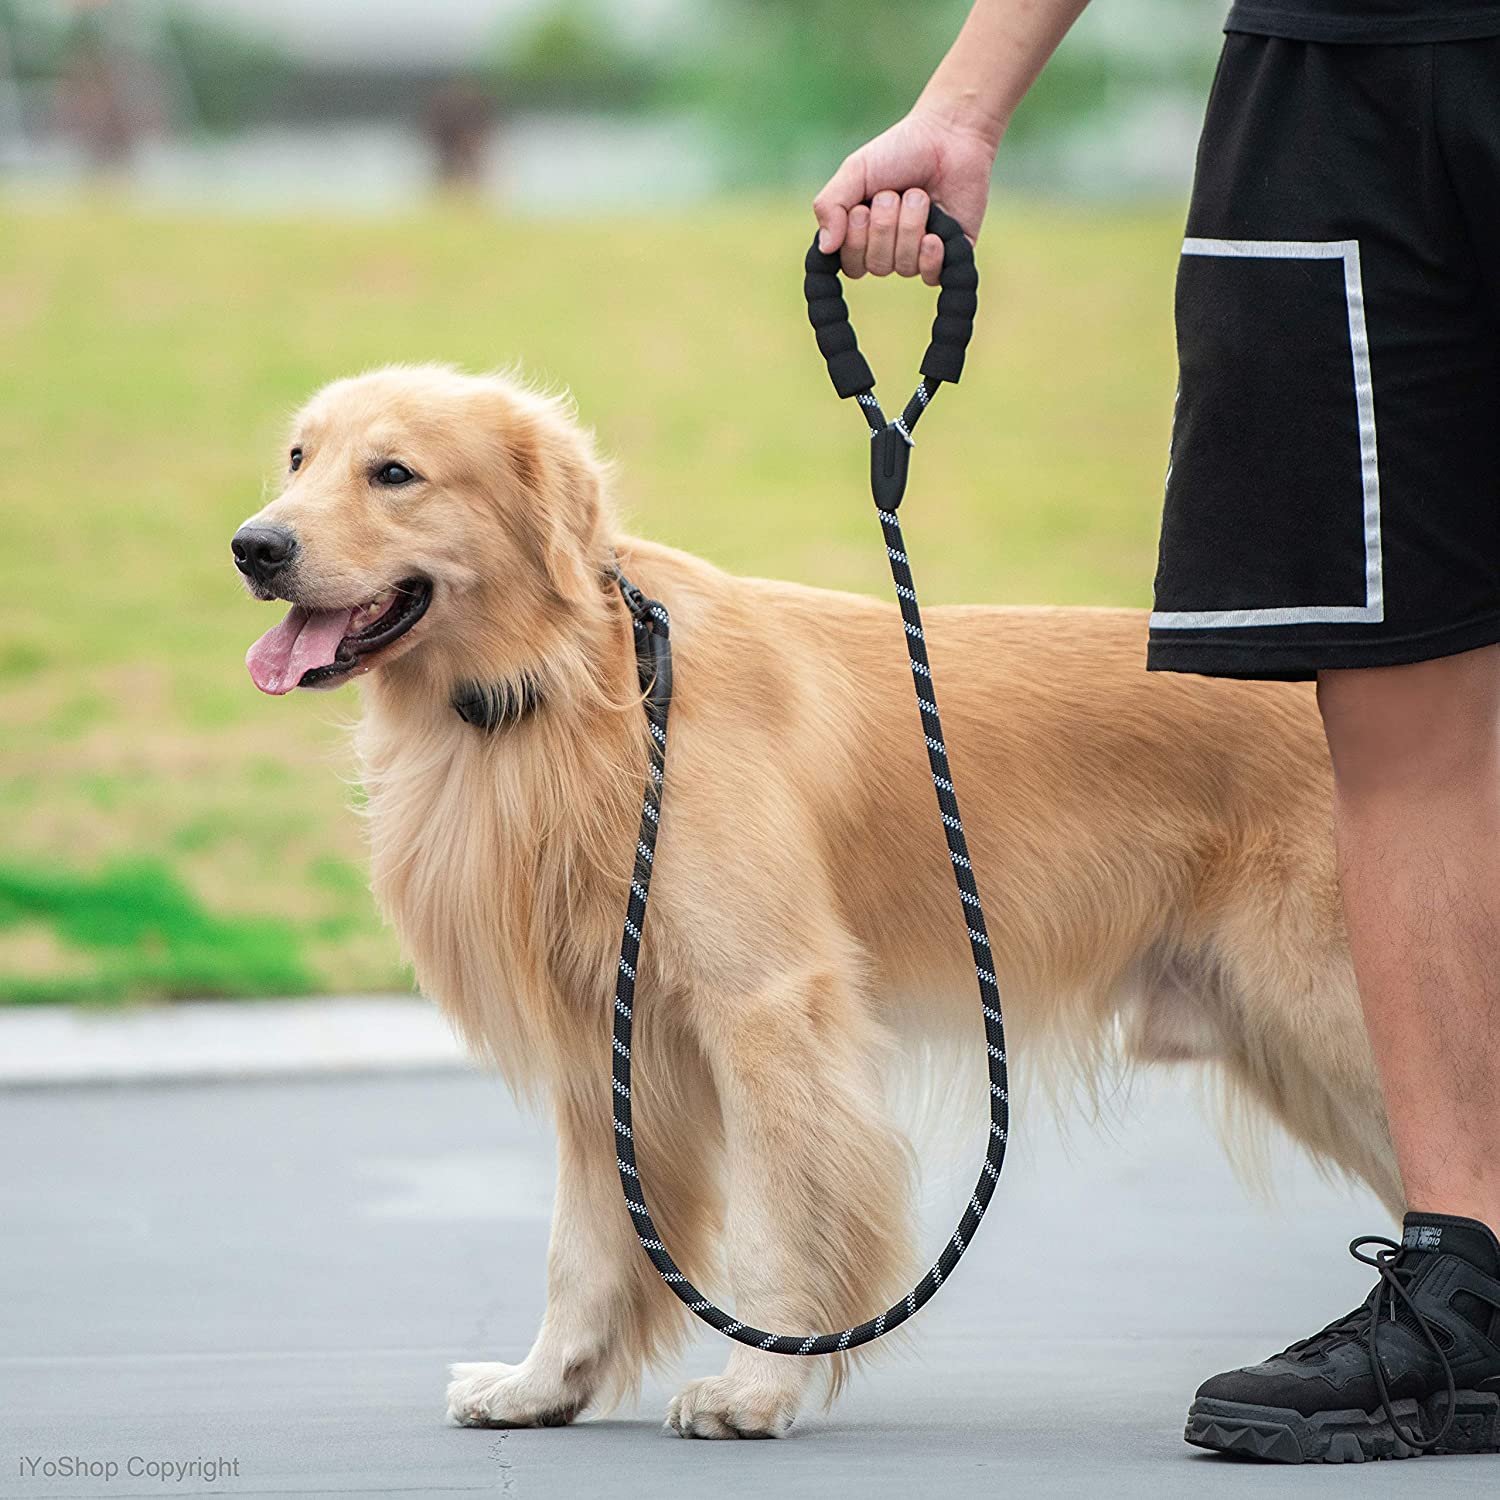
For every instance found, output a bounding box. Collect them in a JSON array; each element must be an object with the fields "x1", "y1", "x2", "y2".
[{"x1": 232, "y1": 524, "x2": 298, "y2": 585}]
